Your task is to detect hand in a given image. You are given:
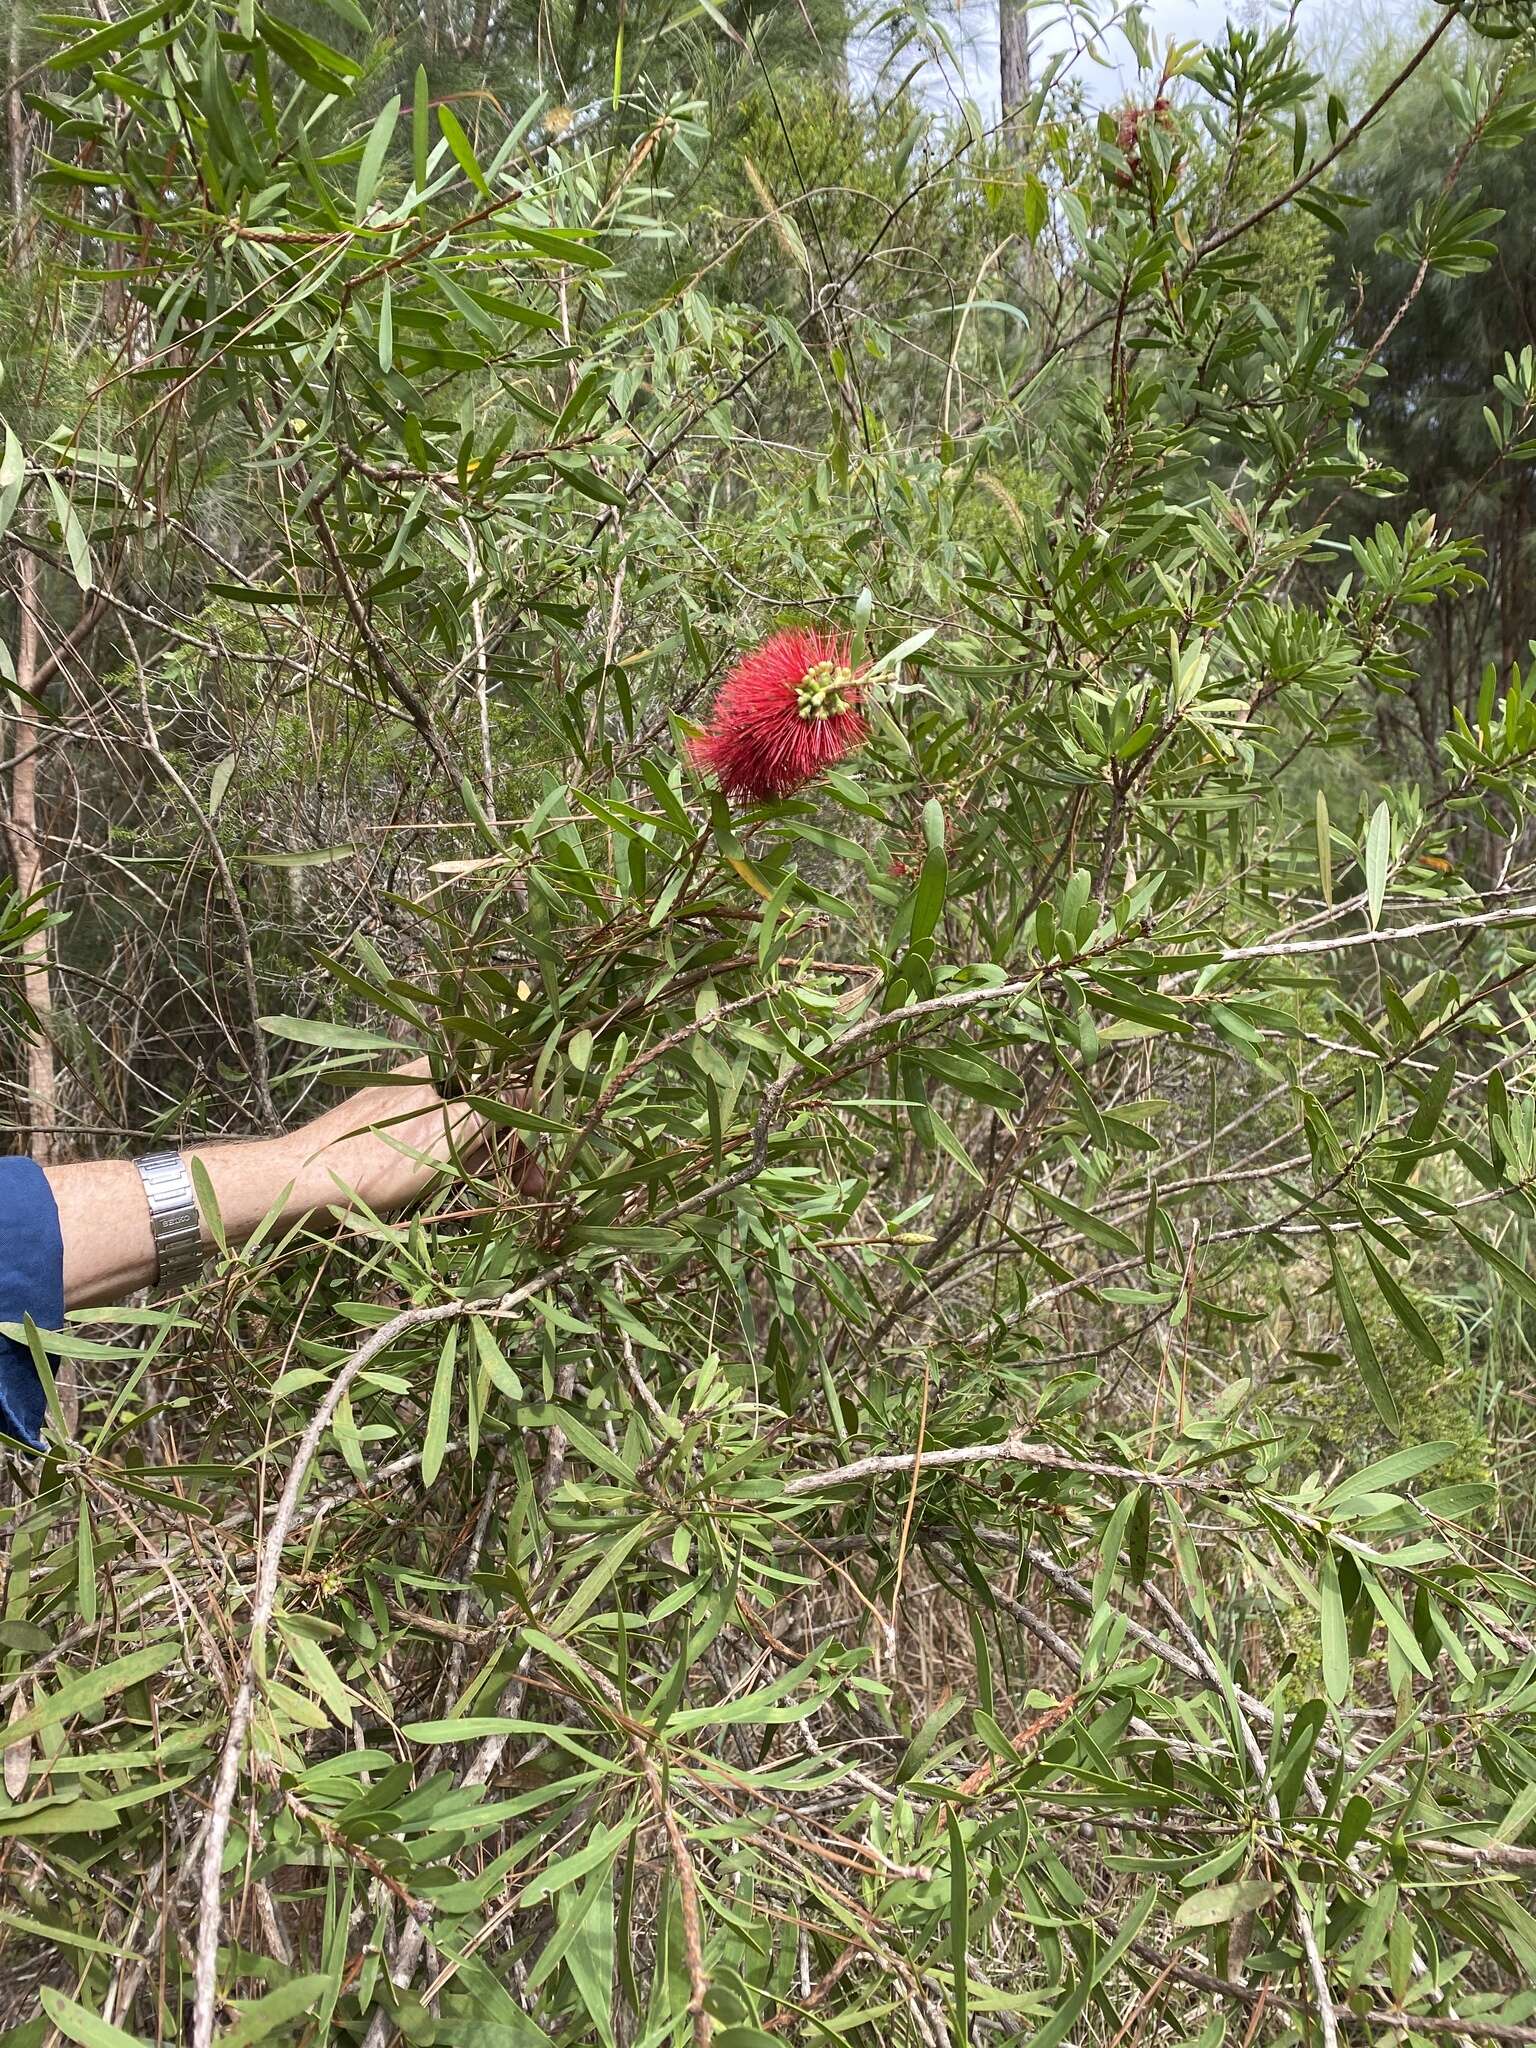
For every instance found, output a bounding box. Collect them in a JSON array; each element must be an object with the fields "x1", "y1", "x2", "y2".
[{"x1": 285, "y1": 1057, "x2": 542, "y2": 1219}]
